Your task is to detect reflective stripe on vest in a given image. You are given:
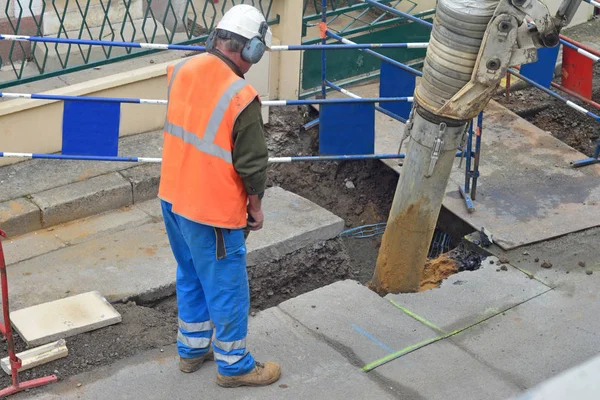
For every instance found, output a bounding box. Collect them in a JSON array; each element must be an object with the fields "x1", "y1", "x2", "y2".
[
  {"x1": 159, "y1": 54, "x2": 258, "y2": 229},
  {"x1": 167, "y1": 59, "x2": 190, "y2": 100},
  {"x1": 163, "y1": 121, "x2": 233, "y2": 164},
  {"x1": 163, "y1": 78, "x2": 248, "y2": 164}
]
